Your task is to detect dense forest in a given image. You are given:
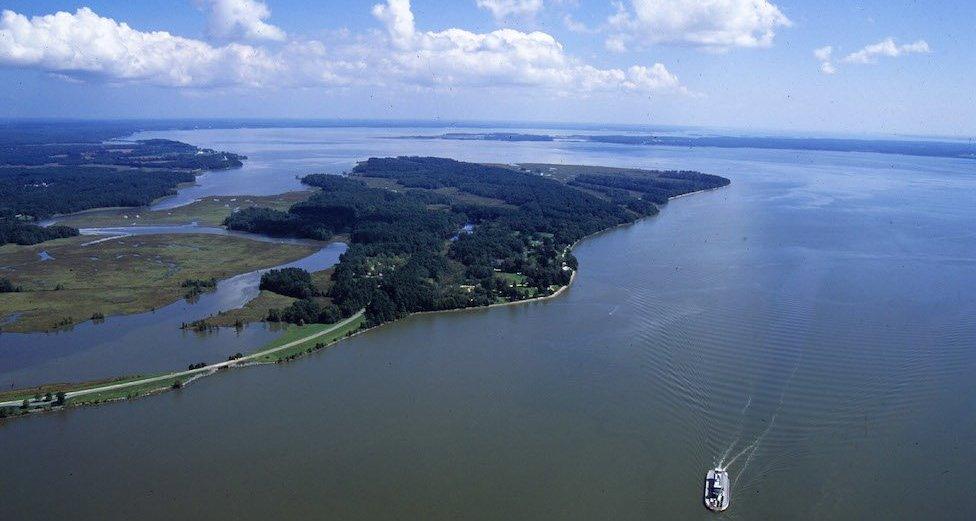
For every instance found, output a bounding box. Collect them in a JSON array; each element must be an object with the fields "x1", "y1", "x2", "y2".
[
  {"x1": 227, "y1": 156, "x2": 730, "y2": 327},
  {"x1": 260, "y1": 268, "x2": 319, "y2": 299},
  {"x1": 0, "y1": 138, "x2": 245, "y2": 245},
  {"x1": 0, "y1": 218, "x2": 78, "y2": 247},
  {"x1": 570, "y1": 171, "x2": 730, "y2": 204},
  {"x1": 0, "y1": 166, "x2": 196, "y2": 220}
]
